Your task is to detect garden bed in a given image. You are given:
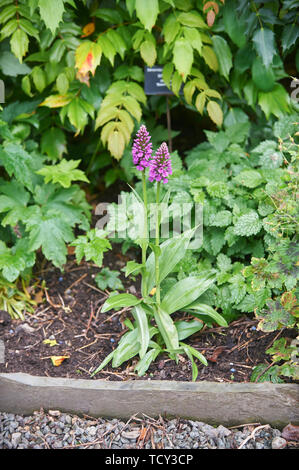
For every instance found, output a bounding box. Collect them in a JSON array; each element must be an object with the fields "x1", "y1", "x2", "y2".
[{"x1": 0, "y1": 247, "x2": 297, "y2": 384}]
